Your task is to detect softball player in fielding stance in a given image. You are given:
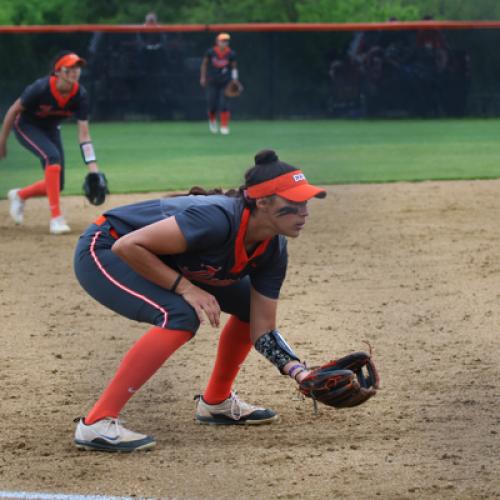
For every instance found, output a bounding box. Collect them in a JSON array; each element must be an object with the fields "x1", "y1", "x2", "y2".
[
  {"x1": 73, "y1": 150, "x2": 326, "y2": 451},
  {"x1": 0, "y1": 51, "x2": 101, "y2": 234}
]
